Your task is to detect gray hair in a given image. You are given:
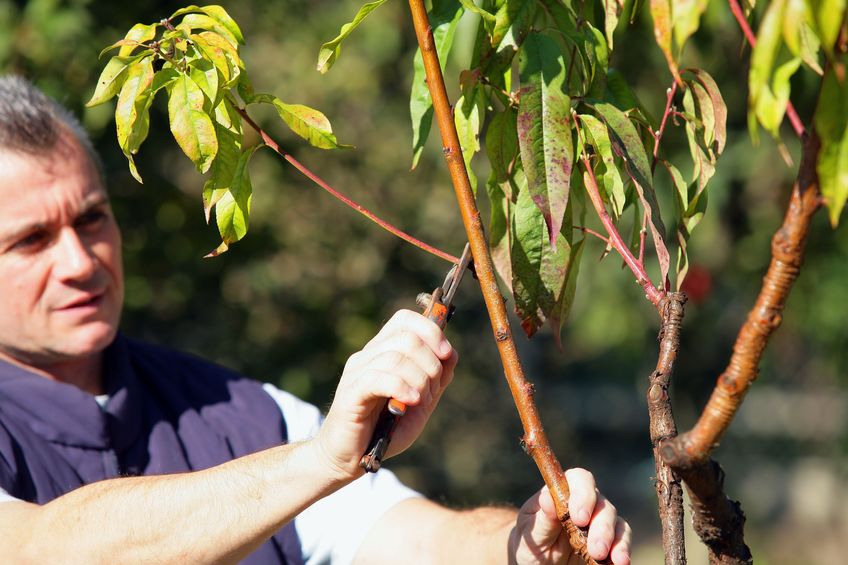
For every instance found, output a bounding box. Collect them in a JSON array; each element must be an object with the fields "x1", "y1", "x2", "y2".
[{"x1": 0, "y1": 75, "x2": 102, "y2": 175}]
